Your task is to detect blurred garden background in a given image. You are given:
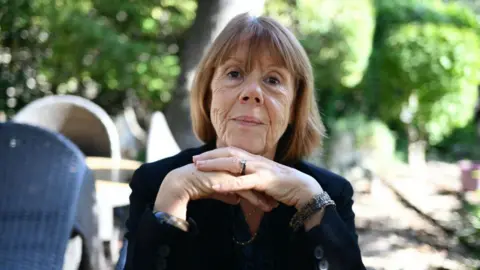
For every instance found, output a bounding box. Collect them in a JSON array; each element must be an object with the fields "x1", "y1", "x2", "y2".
[{"x1": 1, "y1": 0, "x2": 480, "y2": 269}]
